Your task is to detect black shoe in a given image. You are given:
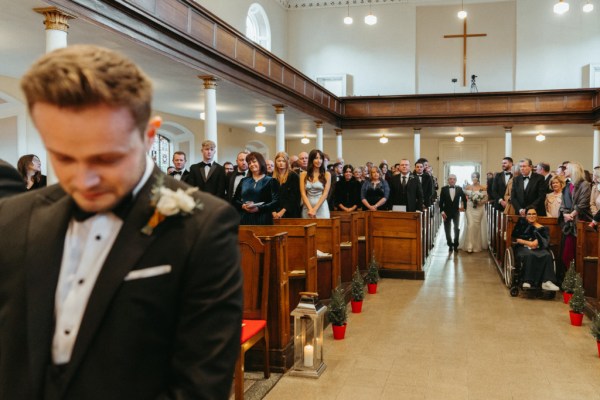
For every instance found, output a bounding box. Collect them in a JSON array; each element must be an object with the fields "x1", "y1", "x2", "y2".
[
  {"x1": 448, "y1": 247, "x2": 453, "y2": 252},
  {"x1": 453, "y1": 245, "x2": 459, "y2": 253}
]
